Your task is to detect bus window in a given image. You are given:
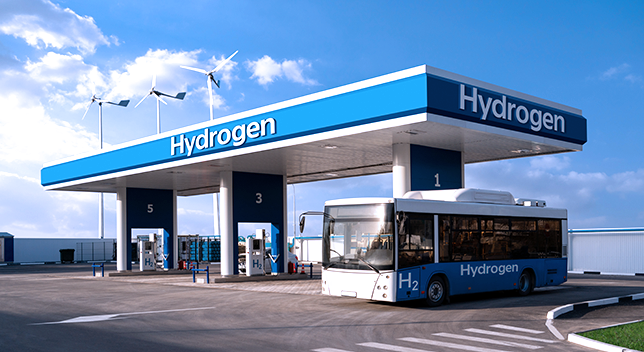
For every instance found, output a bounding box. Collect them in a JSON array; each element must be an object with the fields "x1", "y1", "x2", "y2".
[{"x1": 397, "y1": 212, "x2": 433, "y2": 269}]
